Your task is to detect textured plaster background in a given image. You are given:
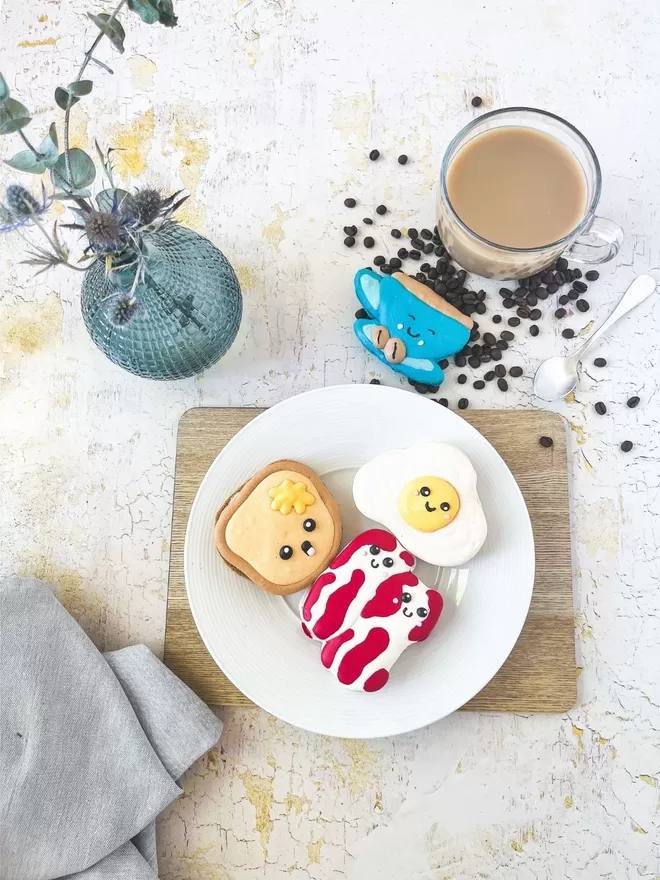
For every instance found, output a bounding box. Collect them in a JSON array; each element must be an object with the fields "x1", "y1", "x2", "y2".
[{"x1": 1, "y1": 0, "x2": 659, "y2": 877}]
